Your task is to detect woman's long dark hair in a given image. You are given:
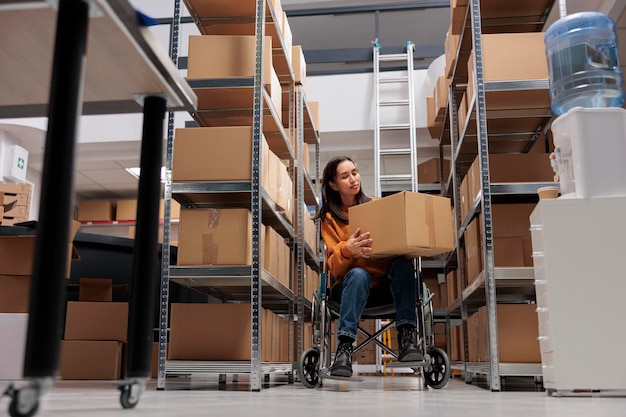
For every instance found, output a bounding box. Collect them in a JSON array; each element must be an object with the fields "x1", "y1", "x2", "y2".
[{"x1": 316, "y1": 156, "x2": 371, "y2": 224}]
